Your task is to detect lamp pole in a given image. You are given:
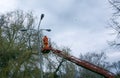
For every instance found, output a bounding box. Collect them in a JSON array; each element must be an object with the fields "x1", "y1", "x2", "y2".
[
  {"x1": 21, "y1": 14, "x2": 51, "y2": 78},
  {"x1": 38, "y1": 14, "x2": 44, "y2": 78}
]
